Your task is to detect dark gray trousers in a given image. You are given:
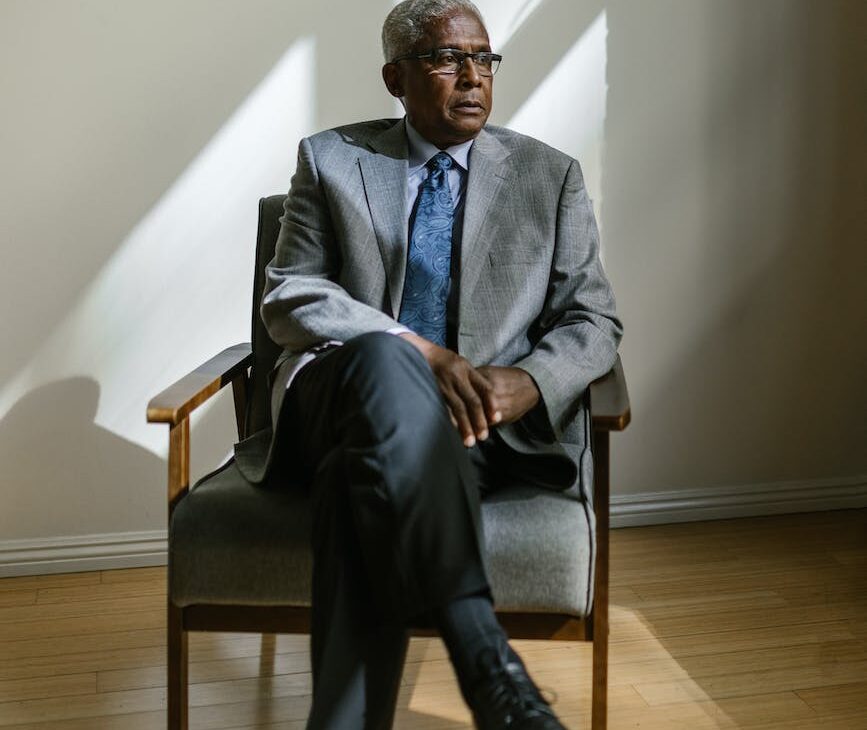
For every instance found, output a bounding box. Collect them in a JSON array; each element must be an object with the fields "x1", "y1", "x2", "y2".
[{"x1": 277, "y1": 332, "x2": 499, "y2": 729}]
